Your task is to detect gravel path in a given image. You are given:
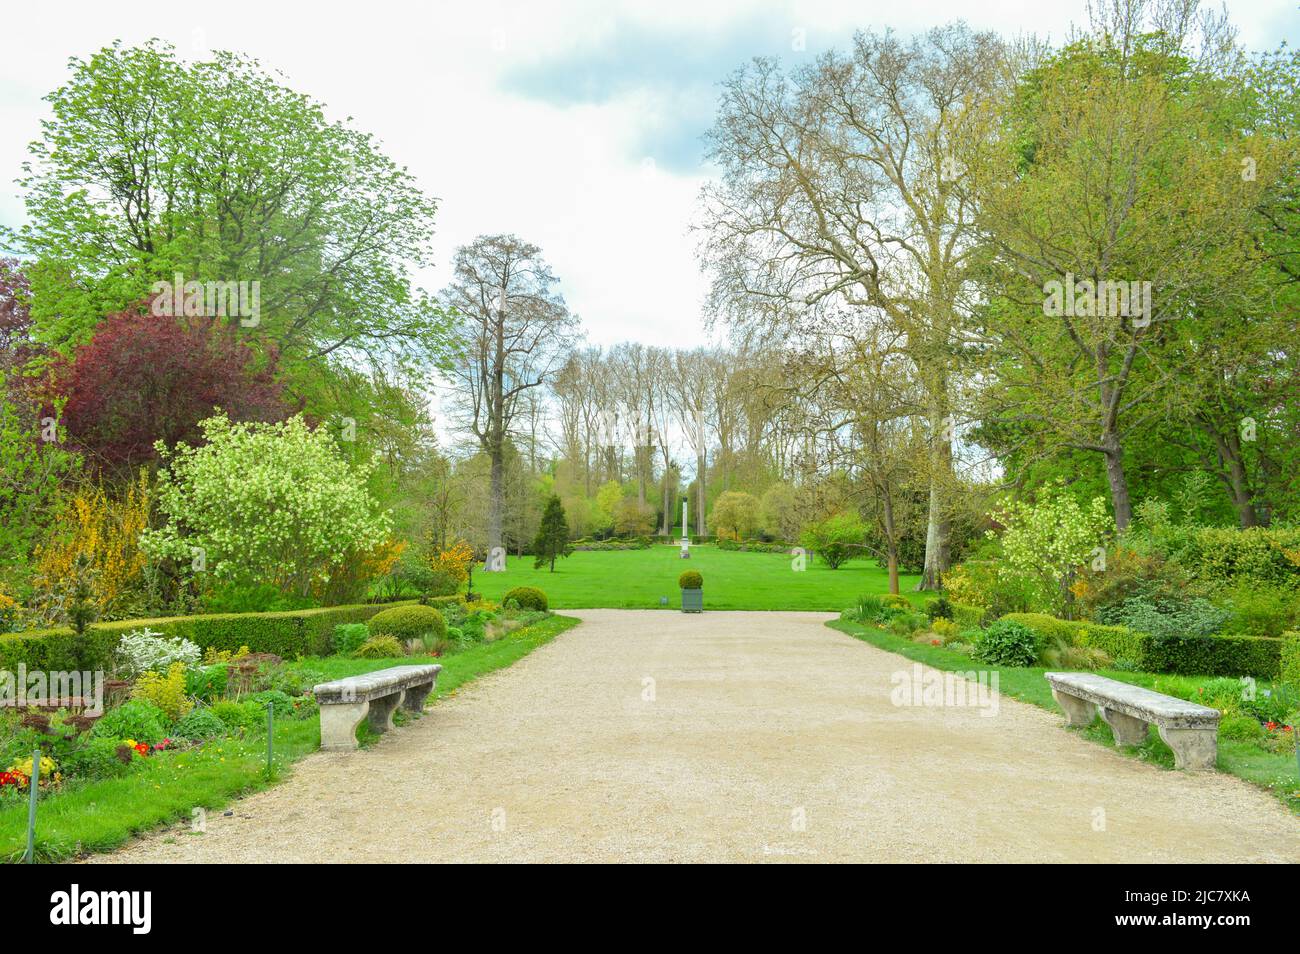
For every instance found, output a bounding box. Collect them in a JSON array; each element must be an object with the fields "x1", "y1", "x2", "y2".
[{"x1": 92, "y1": 610, "x2": 1300, "y2": 863}]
